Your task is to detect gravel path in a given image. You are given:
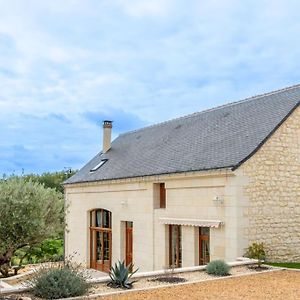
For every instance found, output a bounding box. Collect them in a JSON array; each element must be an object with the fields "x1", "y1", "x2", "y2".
[
  {"x1": 89, "y1": 265, "x2": 257, "y2": 295},
  {"x1": 98, "y1": 270, "x2": 300, "y2": 300}
]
